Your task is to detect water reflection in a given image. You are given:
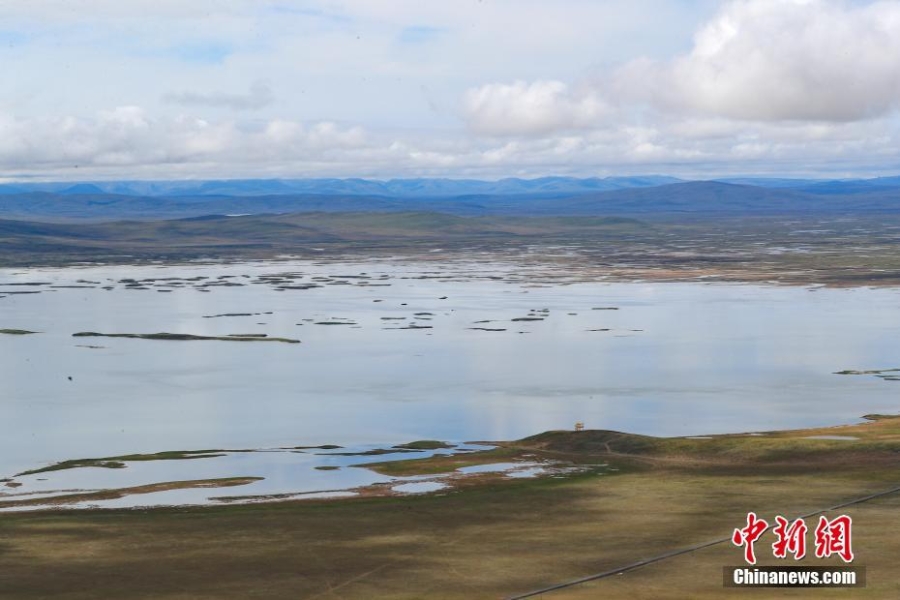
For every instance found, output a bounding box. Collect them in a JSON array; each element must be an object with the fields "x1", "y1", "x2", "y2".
[{"x1": 2, "y1": 260, "x2": 899, "y2": 491}]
